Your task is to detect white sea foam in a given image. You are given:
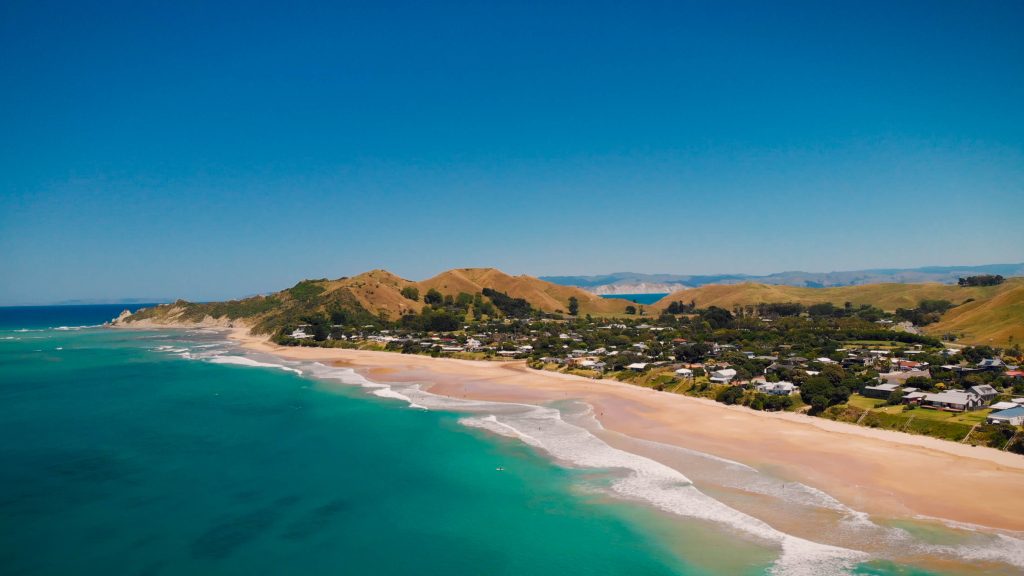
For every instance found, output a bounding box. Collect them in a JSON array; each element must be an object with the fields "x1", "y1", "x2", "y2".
[
  {"x1": 371, "y1": 388, "x2": 428, "y2": 409},
  {"x1": 160, "y1": 342, "x2": 1024, "y2": 573},
  {"x1": 454, "y1": 404, "x2": 867, "y2": 575},
  {"x1": 53, "y1": 324, "x2": 102, "y2": 331},
  {"x1": 206, "y1": 355, "x2": 303, "y2": 375}
]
